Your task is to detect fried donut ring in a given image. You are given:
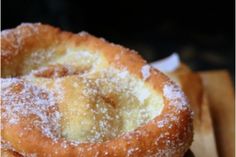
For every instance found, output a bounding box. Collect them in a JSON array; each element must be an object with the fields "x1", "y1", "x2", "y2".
[{"x1": 1, "y1": 23, "x2": 193, "y2": 157}]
